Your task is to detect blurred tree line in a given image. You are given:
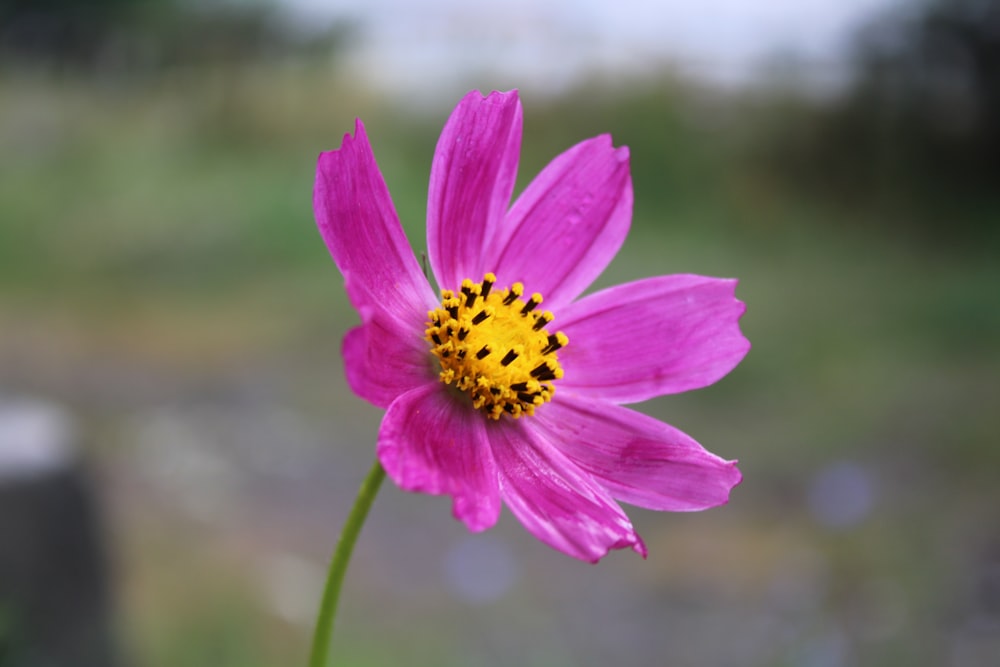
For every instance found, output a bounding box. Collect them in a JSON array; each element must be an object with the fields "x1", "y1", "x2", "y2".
[
  {"x1": 2, "y1": 0, "x2": 995, "y2": 245},
  {"x1": 0, "y1": 0, "x2": 351, "y2": 71},
  {"x1": 758, "y1": 0, "x2": 999, "y2": 242}
]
